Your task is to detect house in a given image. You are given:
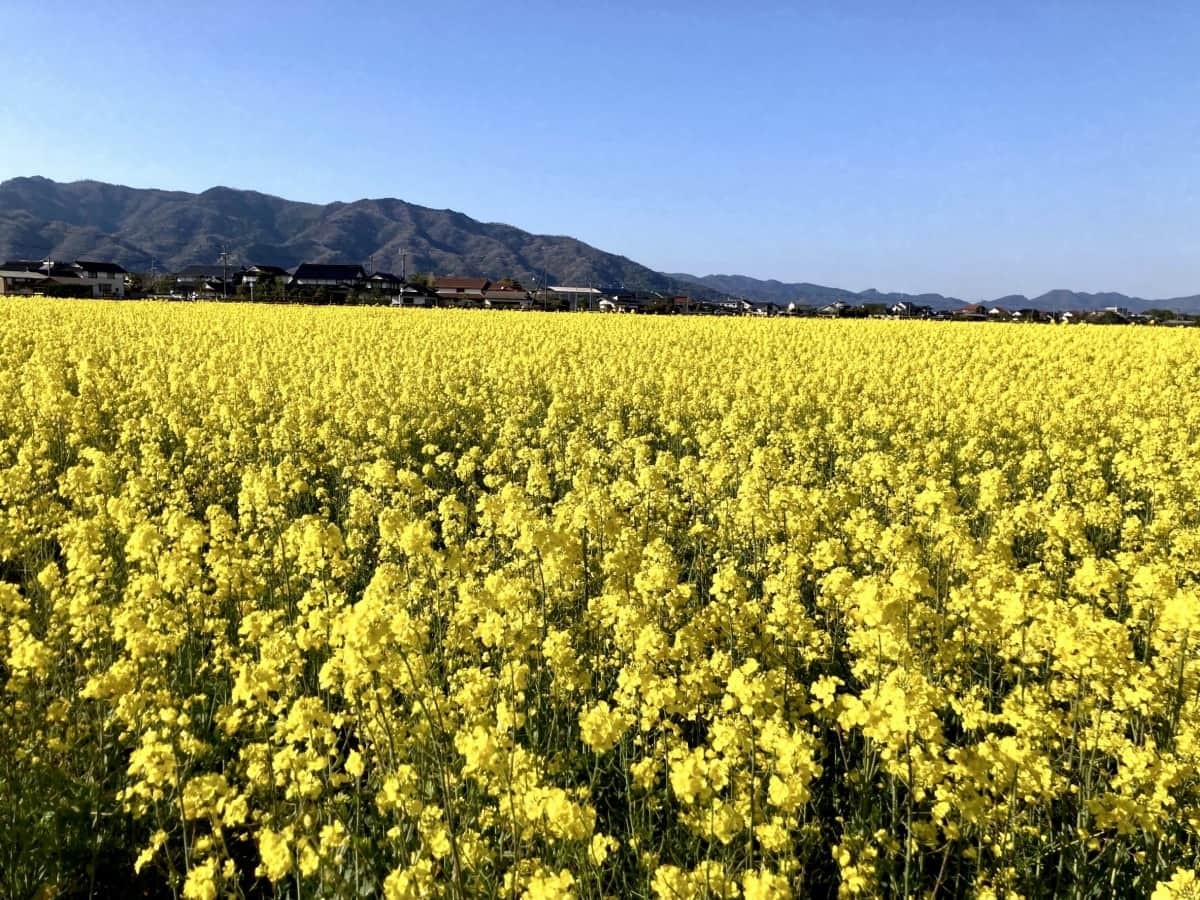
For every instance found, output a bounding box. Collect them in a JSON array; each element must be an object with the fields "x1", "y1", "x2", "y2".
[
  {"x1": 176, "y1": 265, "x2": 226, "y2": 283},
  {"x1": 389, "y1": 283, "x2": 437, "y2": 307},
  {"x1": 239, "y1": 264, "x2": 290, "y2": 286},
  {"x1": 694, "y1": 298, "x2": 745, "y2": 316},
  {"x1": 483, "y1": 282, "x2": 532, "y2": 310},
  {"x1": 434, "y1": 277, "x2": 490, "y2": 306},
  {"x1": 817, "y1": 300, "x2": 850, "y2": 317},
  {"x1": 1011, "y1": 308, "x2": 1047, "y2": 322},
  {"x1": 74, "y1": 260, "x2": 128, "y2": 297},
  {"x1": 601, "y1": 288, "x2": 646, "y2": 312},
  {"x1": 363, "y1": 271, "x2": 405, "y2": 301},
  {"x1": 284, "y1": 264, "x2": 367, "y2": 302},
  {"x1": 176, "y1": 265, "x2": 235, "y2": 298},
  {"x1": 367, "y1": 272, "x2": 437, "y2": 306},
  {"x1": 39, "y1": 261, "x2": 92, "y2": 297},
  {"x1": 4, "y1": 259, "x2": 128, "y2": 297},
  {"x1": 548, "y1": 285, "x2": 603, "y2": 311},
  {"x1": 890, "y1": 301, "x2": 931, "y2": 318},
  {"x1": 290, "y1": 264, "x2": 367, "y2": 289},
  {"x1": 366, "y1": 271, "x2": 403, "y2": 289},
  {"x1": 235, "y1": 265, "x2": 290, "y2": 300},
  {"x1": 0, "y1": 268, "x2": 48, "y2": 295},
  {"x1": 987, "y1": 306, "x2": 1012, "y2": 320},
  {"x1": 953, "y1": 303, "x2": 988, "y2": 318}
]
